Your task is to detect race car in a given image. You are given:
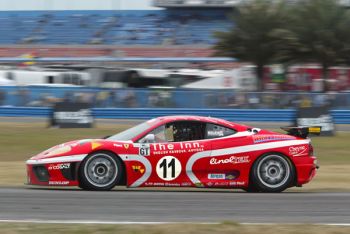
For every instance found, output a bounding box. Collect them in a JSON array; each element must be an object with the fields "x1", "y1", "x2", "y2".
[{"x1": 26, "y1": 115, "x2": 319, "y2": 192}]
